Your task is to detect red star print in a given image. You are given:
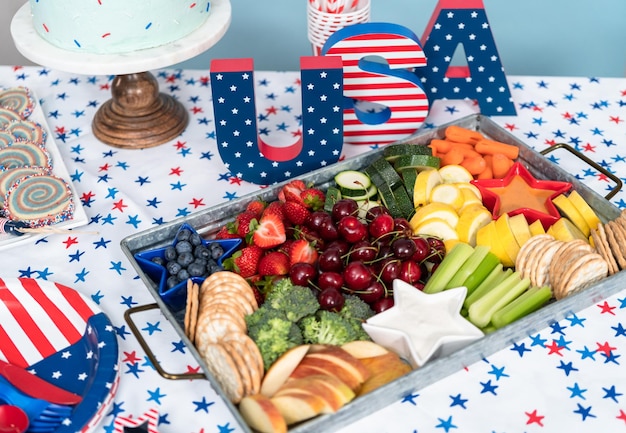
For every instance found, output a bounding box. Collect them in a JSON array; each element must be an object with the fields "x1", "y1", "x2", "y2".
[
  {"x1": 122, "y1": 351, "x2": 142, "y2": 363},
  {"x1": 562, "y1": 111, "x2": 573, "y2": 119},
  {"x1": 165, "y1": 74, "x2": 178, "y2": 83},
  {"x1": 99, "y1": 83, "x2": 110, "y2": 91},
  {"x1": 291, "y1": 129, "x2": 303, "y2": 137},
  {"x1": 191, "y1": 106, "x2": 203, "y2": 114},
  {"x1": 532, "y1": 105, "x2": 543, "y2": 112},
  {"x1": 598, "y1": 173, "x2": 609, "y2": 182},
  {"x1": 609, "y1": 116, "x2": 622, "y2": 124},
  {"x1": 170, "y1": 167, "x2": 183, "y2": 176},
  {"x1": 617, "y1": 409, "x2": 626, "y2": 423},
  {"x1": 596, "y1": 341, "x2": 617, "y2": 357},
  {"x1": 189, "y1": 198, "x2": 205, "y2": 208},
  {"x1": 200, "y1": 76, "x2": 209, "y2": 85},
  {"x1": 525, "y1": 409, "x2": 545, "y2": 426},
  {"x1": 621, "y1": 89, "x2": 626, "y2": 96},
  {"x1": 582, "y1": 143, "x2": 595, "y2": 152},
  {"x1": 504, "y1": 123, "x2": 517, "y2": 131},
  {"x1": 598, "y1": 300, "x2": 616, "y2": 315},
  {"x1": 545, "y1": 139, "x2": 557, "y2": 146},
  {"x1": 546, "y1": 340, "x2": 565, "y2": 356},
  {"x1": 81, "y1": 191, "x2": 96, "y2": 202},
  {"x1": 295, "y1": 78, "x2": 302, "y2": 86},
  {"x1": 62, "y1": 236, "x2": 79, "y2": 248},
  {"x1": 12, "y1": 66, "x2": 23, "y2": 72},
  {"x1": 98, "y1": 163, "x2": 111, "y2": 171},
  {"x1": 266, "y1": 106, "x2": 278, "y2": 115},
  {"x1": 186, "y1": 365, "x2": 201, "y2": 374},
  {"x1": 55, "y1": 126, "x2": 67, "y2": 134},
  {"x1": 173, "y1": 140, "x2": 187, "y2": 150},
  {"x1": 112, "y1": 199, "x2": 128, "y2": 212},
  {"x1": 230, "y1": 176, "x2": 243, "y2": 185}
]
